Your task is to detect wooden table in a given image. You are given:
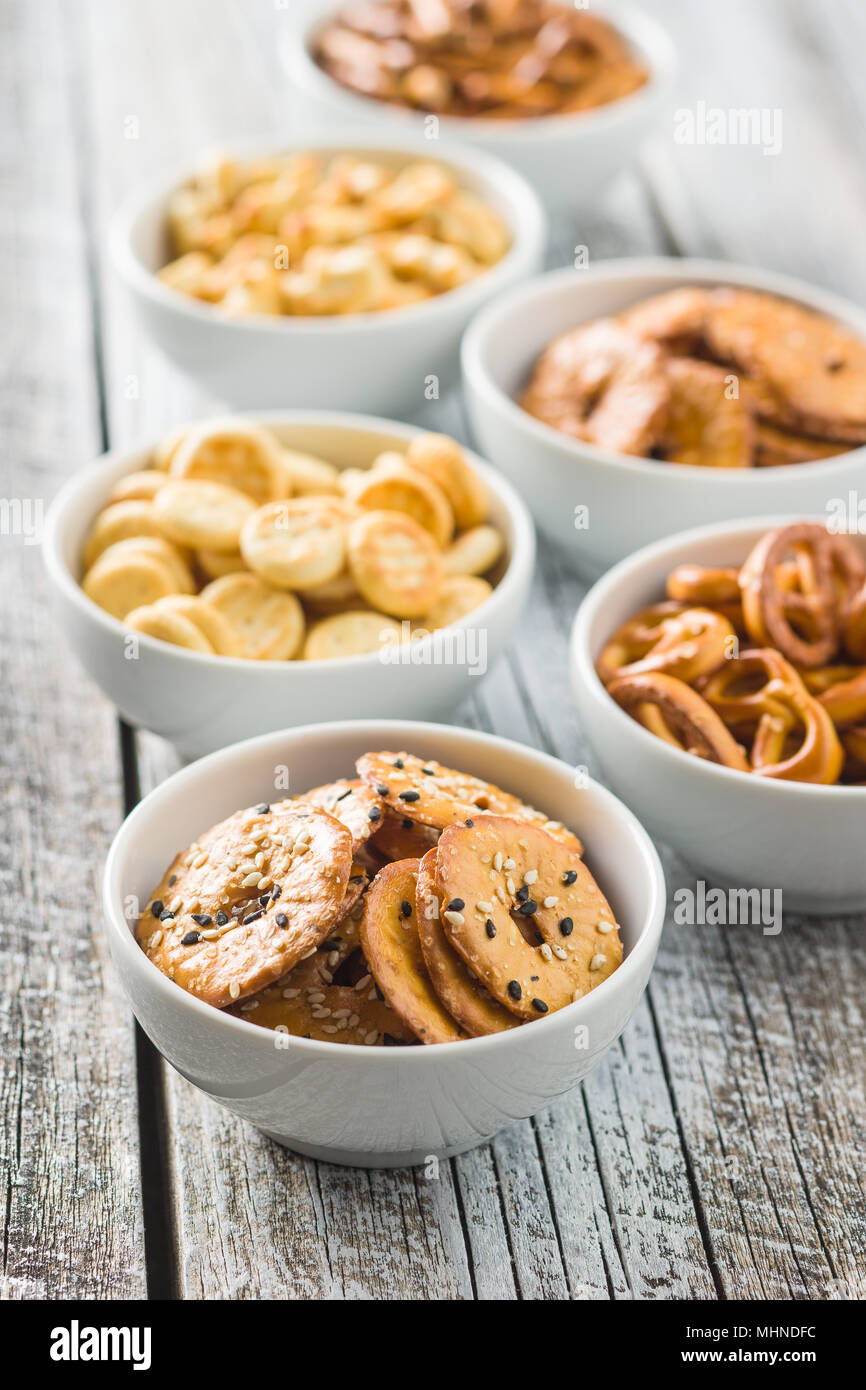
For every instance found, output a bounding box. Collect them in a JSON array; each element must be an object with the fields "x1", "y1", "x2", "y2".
[{"x1": 3, "y1": 0, "x2": 864, "y2": 1301}]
